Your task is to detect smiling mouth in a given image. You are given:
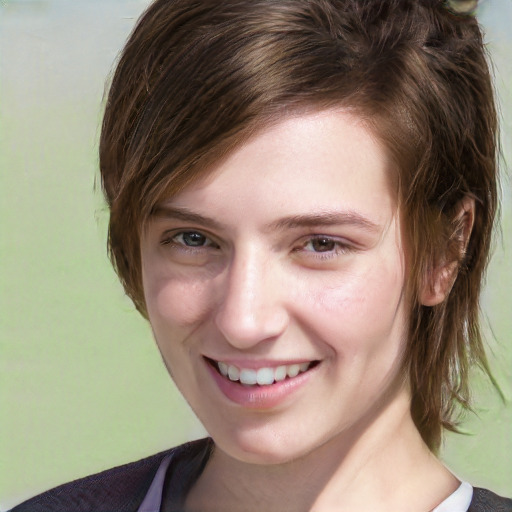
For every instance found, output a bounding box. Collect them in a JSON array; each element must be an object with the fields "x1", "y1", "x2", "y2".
[{"x1": 206, "y1": 358, "x2": 320, "y2": 386}]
